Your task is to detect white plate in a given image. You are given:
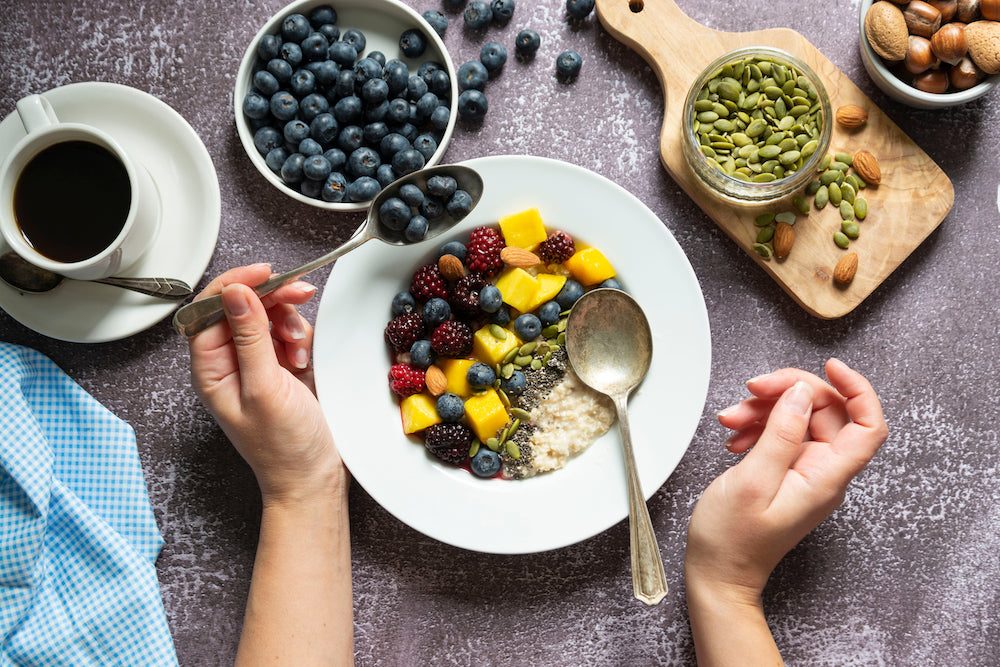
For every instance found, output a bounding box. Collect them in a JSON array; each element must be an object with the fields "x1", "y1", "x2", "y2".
[
  {"x1": 0, "y1": 83, "x2": 220, "y2": 343},
  {"x1": 314, "y1": 155, "x2": 711, "y2": 554}
]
